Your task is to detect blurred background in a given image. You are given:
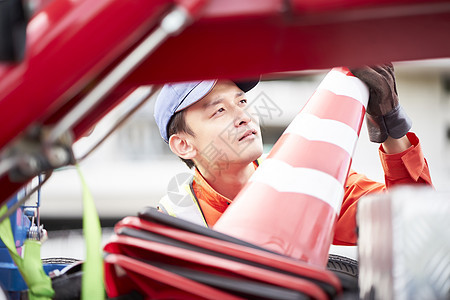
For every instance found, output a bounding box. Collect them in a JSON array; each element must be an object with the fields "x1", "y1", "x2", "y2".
[{"x1": 38, "y1": 58, "x2": 450, "y2": 257}]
